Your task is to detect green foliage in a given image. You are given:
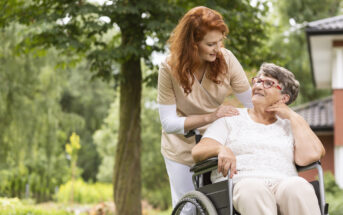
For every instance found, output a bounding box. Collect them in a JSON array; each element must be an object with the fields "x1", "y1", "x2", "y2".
[
  {"x1": 59, "y1": 60, "x2": 115, "y2": 182},
  {"x1": 0, "y1": 23, "x2": 77, "y2": 202},
  {"x1": 93, "y1": 98, "x2": 119, "y2": 183},
  {"x1": 277, "y1": 0, "x2": 342, "y2": 24},
  {"x1": 56, "y1": 179, "x2": 112, "y2": 204},
  {"x1": 0, "y1": 22, "x2": 114, "y2": 202},
  {"x1": 324, "y1": 172, "x2": 343, "y2": 215},
  {"x1": 0, "y1": 198, "x2": 73, "y2": 215},
  {"x1": 140, "y1": 86, "x2": 170, "y2": 210}
]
